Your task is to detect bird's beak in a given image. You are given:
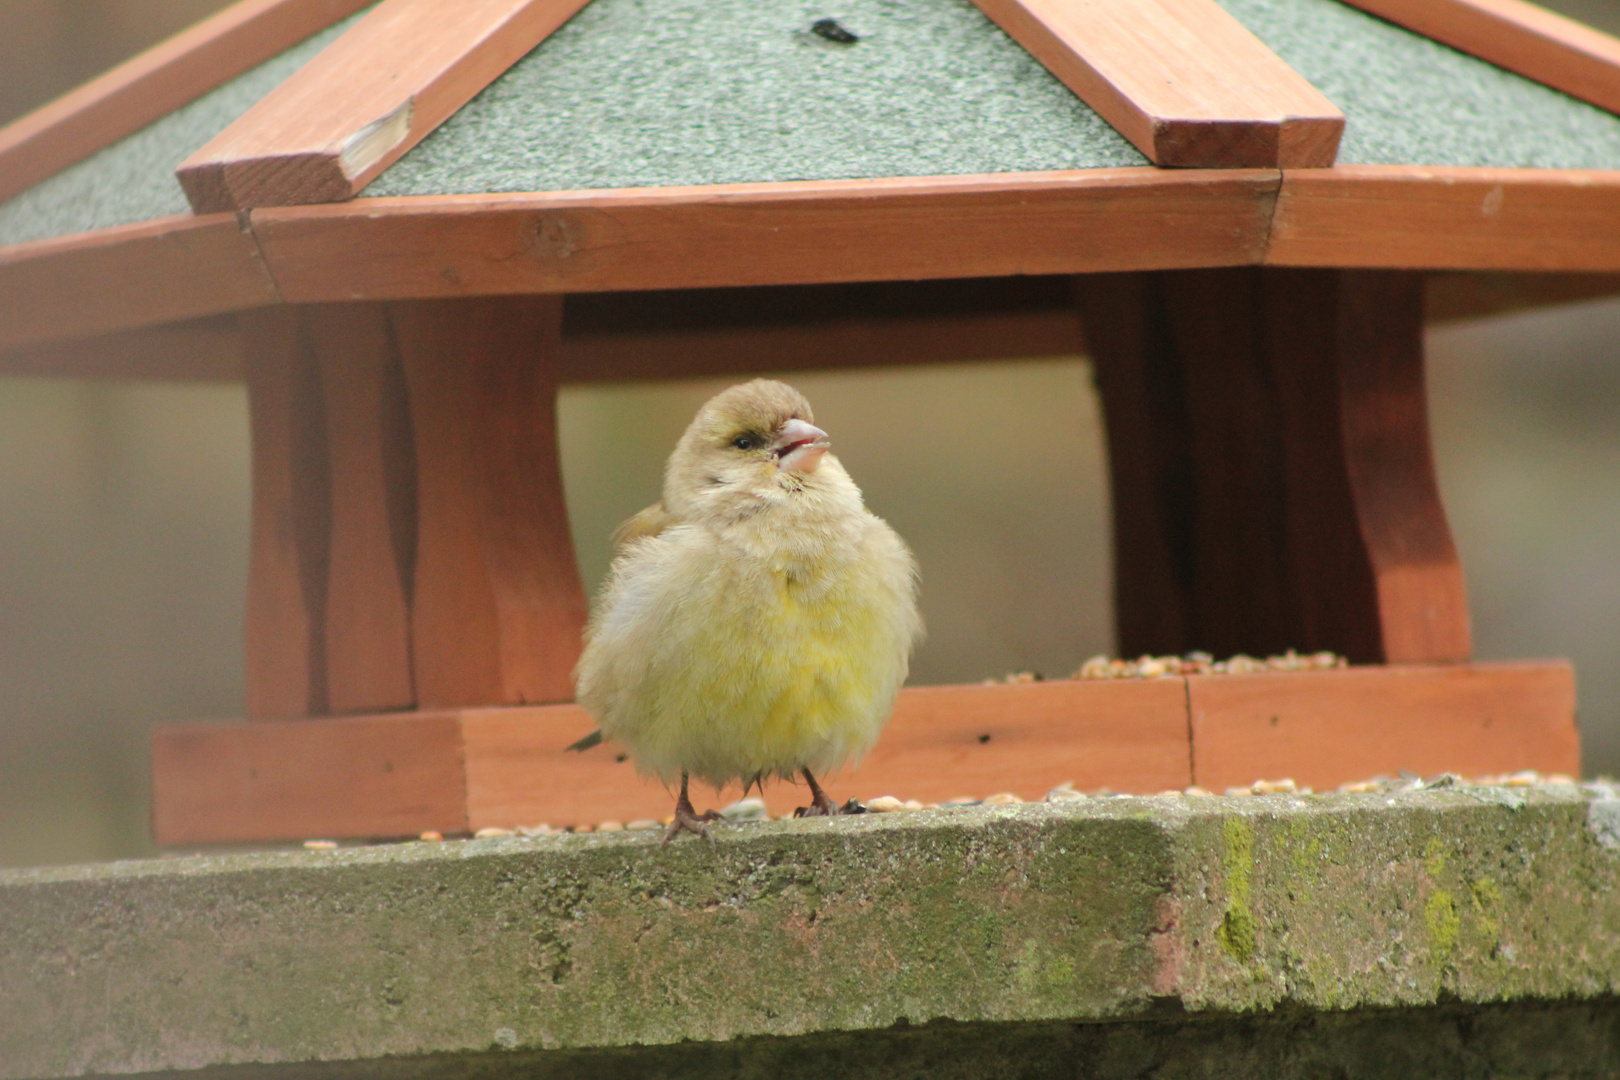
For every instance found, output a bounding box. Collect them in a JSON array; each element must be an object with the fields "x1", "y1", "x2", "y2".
[{"x1": 773, "y1": 418, "x2": 830, "y2": 474}]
